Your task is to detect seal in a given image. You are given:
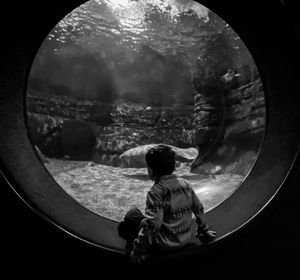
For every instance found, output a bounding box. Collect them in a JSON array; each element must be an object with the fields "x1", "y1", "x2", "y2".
[{"x1": 119, "y1": 144, "x2": 198, "y2": 168}]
